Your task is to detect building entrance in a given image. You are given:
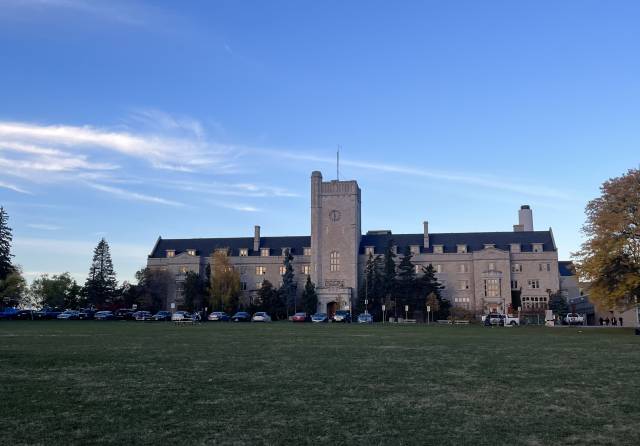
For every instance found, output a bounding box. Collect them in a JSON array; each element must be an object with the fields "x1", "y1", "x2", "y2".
[{"x1": 326, "y1": 301, "x2": 338, "y2": 319}]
